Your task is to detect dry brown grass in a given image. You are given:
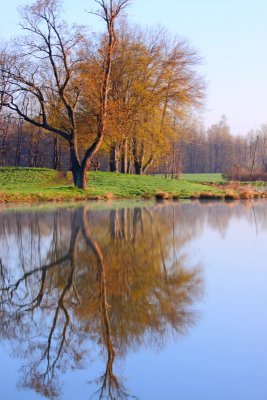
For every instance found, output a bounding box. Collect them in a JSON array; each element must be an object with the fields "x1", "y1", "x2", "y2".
[
  {"x1": 104, "y1": 192, "x2": 113, "y2": 200},
  {"x1": 223, "y1": 187, "x2": 267, "y2": 200},
  {"x1": 155, "y1": 191, "x2": 171, "y2": 200},
  {"x1": 224, "y1": 190, "x2": 240, "y2": 200},
  {"x1": 238, "y1": 190, "x2": 267, "y2": 199},
  {"x1": 199, "y1": 192, "x2": 224, "y2": 200},
  {"x1": 214, "y1": 181, "x2": 267, "y2": 200}
]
